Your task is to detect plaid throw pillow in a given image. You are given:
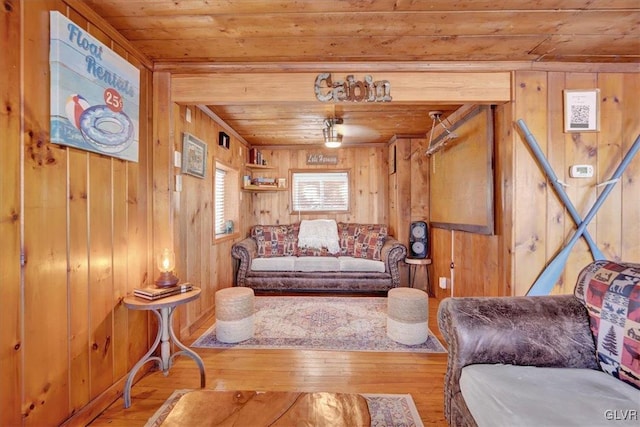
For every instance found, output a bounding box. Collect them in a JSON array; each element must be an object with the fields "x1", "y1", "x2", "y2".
[{"x1": 575, "y1": 260, "x2": 640, "y2": 390}]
